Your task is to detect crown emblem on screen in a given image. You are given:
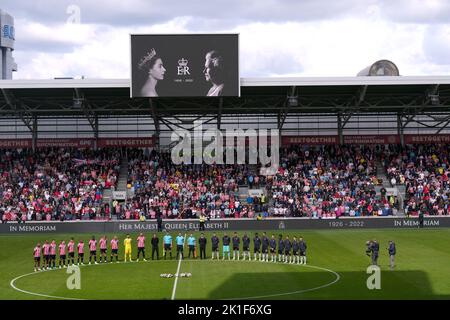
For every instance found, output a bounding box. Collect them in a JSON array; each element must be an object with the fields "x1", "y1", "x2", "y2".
[
  {"x1": 138, "y1": 48, "x2": 157, "y2": 69},
  {"x1": 178, "y1": 58, "x2": 188, "y2": 67}
]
